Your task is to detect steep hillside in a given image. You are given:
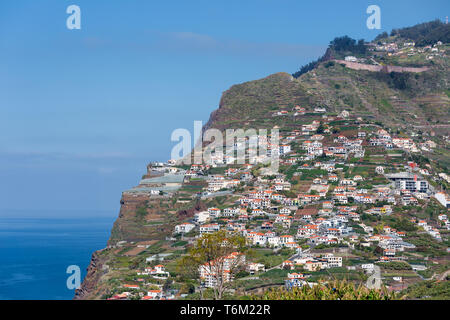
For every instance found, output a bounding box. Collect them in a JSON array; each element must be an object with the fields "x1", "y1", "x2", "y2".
[
  {"x1": 206, "y1": 29, "x2": 450, "y2": 168},
  {"x1": 205, "y1": 72, "x2": 312, "y2": 132},
  {"x1": 76, "y1": 21, "x2": 450, "y2": 300},
  {"x1": 207, "y1": 61, "x2": 449, "y2": 132}
]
